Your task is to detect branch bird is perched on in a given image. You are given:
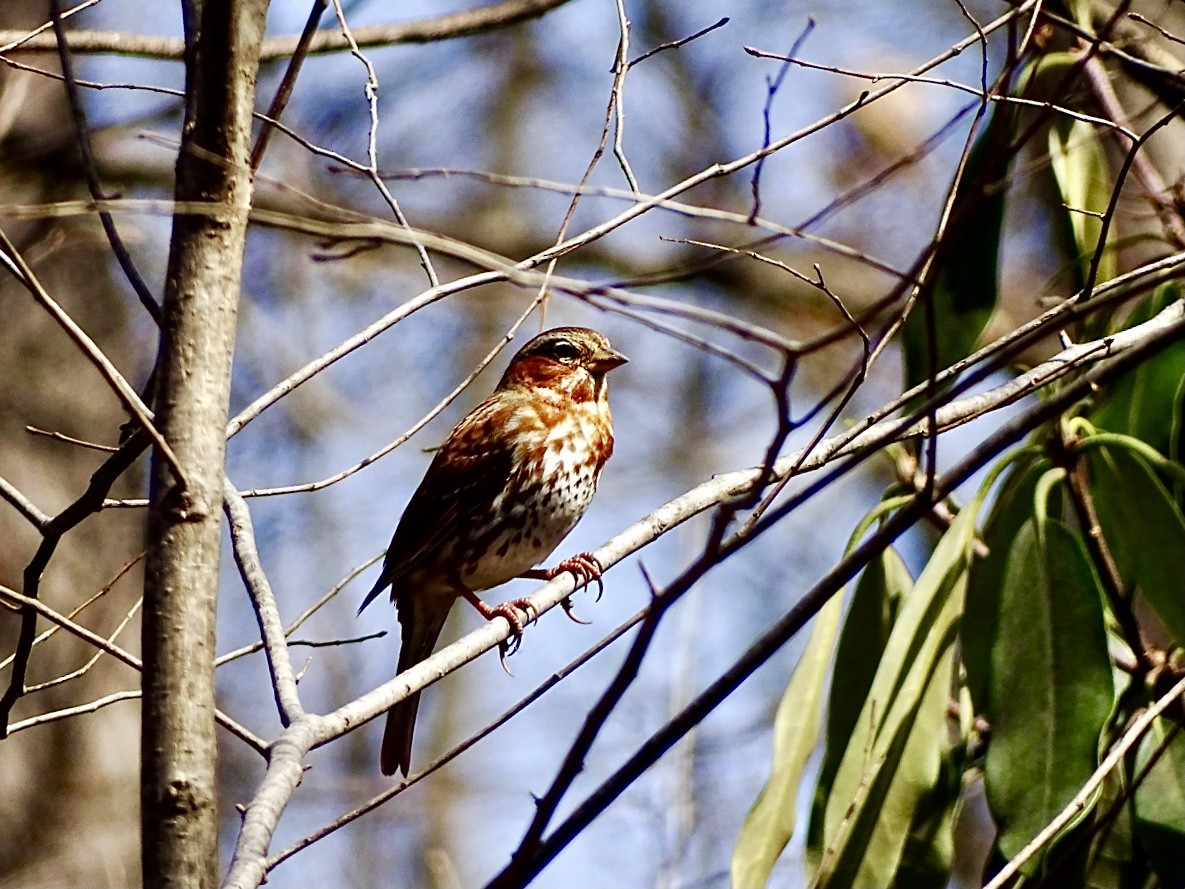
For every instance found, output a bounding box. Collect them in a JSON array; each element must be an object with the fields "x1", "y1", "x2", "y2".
[{"x1": 359, "y1": 327, "x2": 627, "y2": 776}]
